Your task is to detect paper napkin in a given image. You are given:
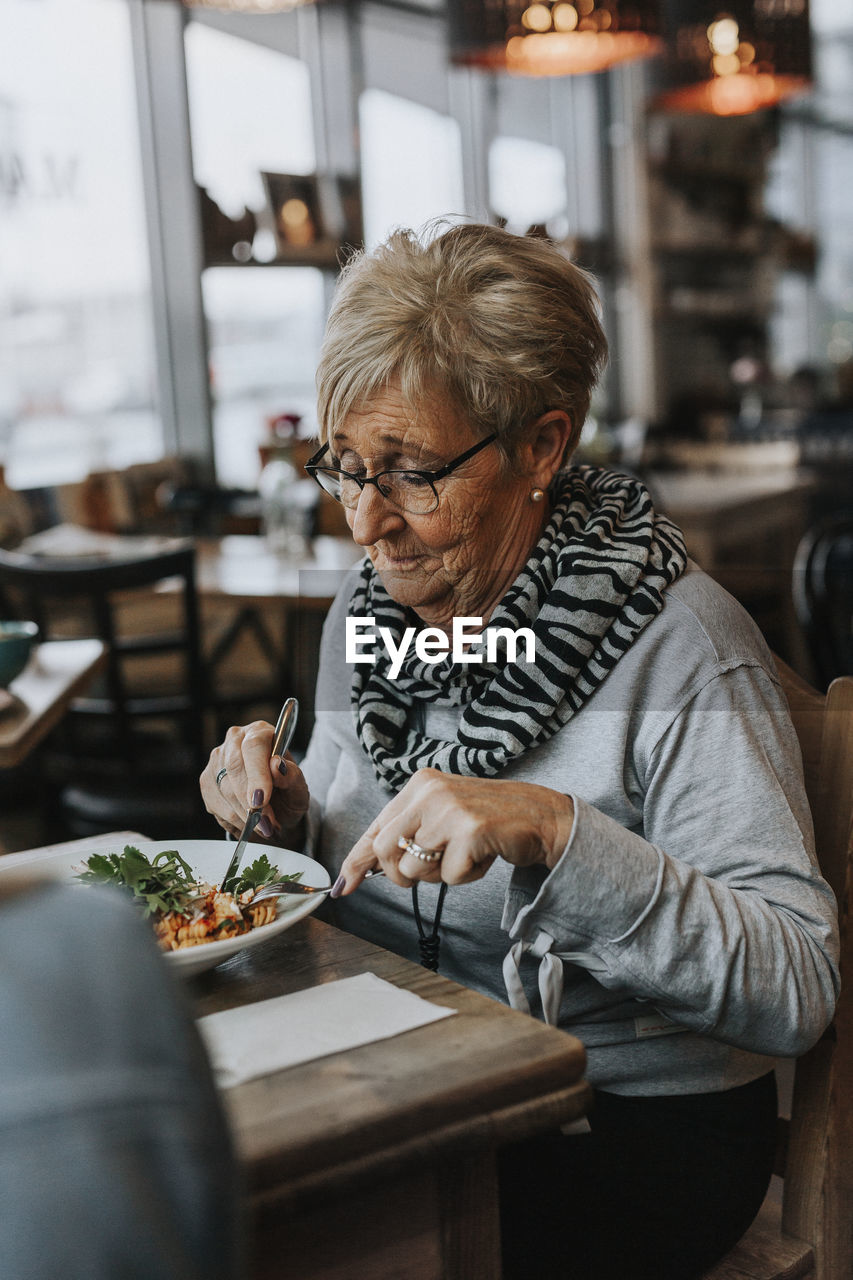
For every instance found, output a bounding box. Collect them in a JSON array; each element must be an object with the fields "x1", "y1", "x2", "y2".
[{"x1": 197, "y1": 971, "x2": 456, "y2": 1088}]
